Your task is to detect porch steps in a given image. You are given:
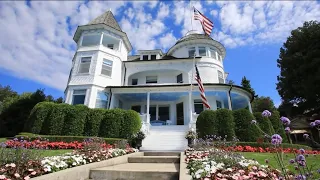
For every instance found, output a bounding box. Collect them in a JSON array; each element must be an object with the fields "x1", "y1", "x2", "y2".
[
  {"x1": 89, "y1": 152, "x2": 180, "y2": 180},
  {"x1": 140, "y1": 125, "x2": 188, "y2": 151}
]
